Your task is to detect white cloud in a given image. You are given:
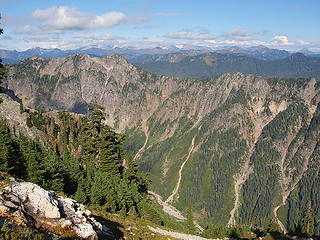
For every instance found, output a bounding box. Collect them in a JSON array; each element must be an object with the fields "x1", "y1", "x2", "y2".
[
  {"x1": 22, "y1": 37, "x2": 60, "y2": 49},
  {"x1": 164, "y1": 31, "x2": 215, "y2": 40},
  {"x1": 29, "y1": 6, "x2": 126, "y2": 34},
  {"x1": 143, "y1": 37, "x2": 163, "y2": 43},
  {"x1": 88, "y1": 12, "x2": 126, "y2": 29},
  {"x1": 308, "y1": 47, "x2": 320, "y2": 52},
  {"x1": 64, "y1": 33, "x2": 122, "y2": 49},
  {"x1": 31, "y1": 6, "x2": 88, "y2": 32},
  {"x1": 236, "y1": 39, "x2": 267, "y2": 46},
  {"x1": 204, "y1": 40, "x2": 217, "y2": 44},
  {"x1": 14, "y1": 25, "x2": 35, "y2": 34},
  {"x1": 1, "y1": 34, "x2": 12, "y2": 40},
  {"x1": 226, "y1": 40, "x2": 237, "y2": 44},
  {"x1": 75, "y1": 33, "x2": 118, "y2": 40},
  {"x1": 222, "y1": 28, "x2": 251, "y2": 41},
  {"x1": 271, "y1": 35, "x2": 294, "y2": 46},
  {"x1": 296, "y1": 40, "x2": 311, "y2": 46},
  {"x1": 127, "y1": 14, "x2": 151, "y2": 24},
  {"x1": 14, "y1": 32, "x2": 122, "y2": 50},
  {"x1": 125, "y1": 12, "x2": 182, "y2": 24}
]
